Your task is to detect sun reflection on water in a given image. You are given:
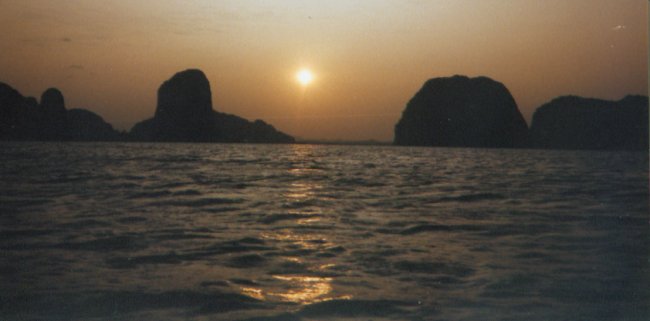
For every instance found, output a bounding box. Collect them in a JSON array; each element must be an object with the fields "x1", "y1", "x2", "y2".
[
  {"x1": 241, "y1": 287, "x2": 265, "y2": 301},
  {"x1": 284, "y1": 181, "x2": 320, "y2": 199},
  {"x1": 239, "y1": 275, "x2": 351, "y2": 305},
  {"x1": 236, "y1": 144, "x2": 354, "y2": 305},
  {"x1": 260, "y1": 231, "x2": 330, "y2": 250},
  {"x1": 270, "y1": 275, "x2": 333, "y2": 304}
]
